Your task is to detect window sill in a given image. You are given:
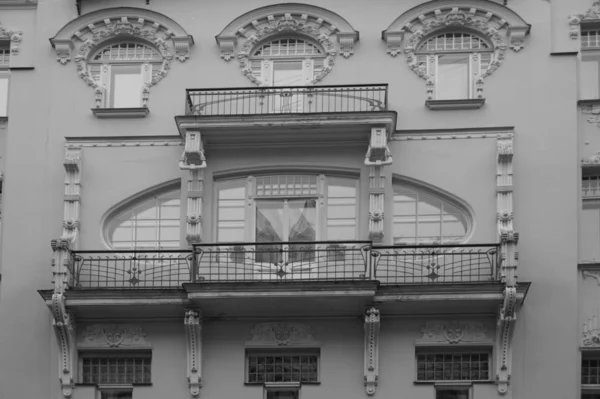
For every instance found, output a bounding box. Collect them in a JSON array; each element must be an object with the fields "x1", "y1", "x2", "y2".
[
  {"x1": 92, "y1": 107, "x2": 149, "y2": 118},
  {"x1": 425, "y1": 99, "x2": 485, "y2": 110},
  {"x1": 414, "y1": 380, "x2": 493, "y2": 385}
]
